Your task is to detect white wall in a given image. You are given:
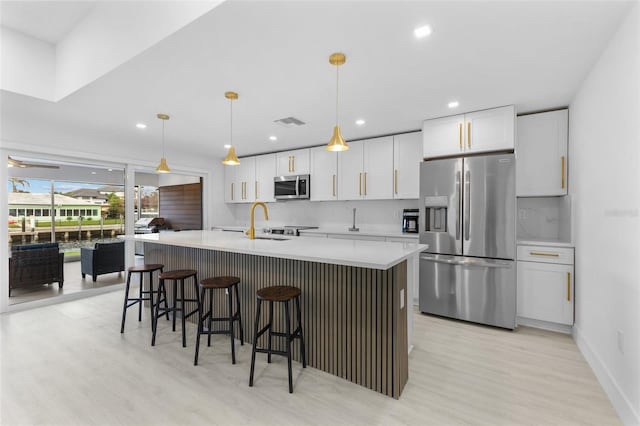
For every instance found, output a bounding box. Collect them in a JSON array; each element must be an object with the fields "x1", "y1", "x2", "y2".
[
  {"x1": 0, "y1": 27, "x2": 55, "y2": 100},
  {"x1": 569, "y1": 4, "x2": 640, "y2": 425},
  {"x1": 55, "y1": 1, "x2": 221, "y2": 100},
  {"x1": 225, "y1": 199, "x2": 419, "y2": 231}
]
